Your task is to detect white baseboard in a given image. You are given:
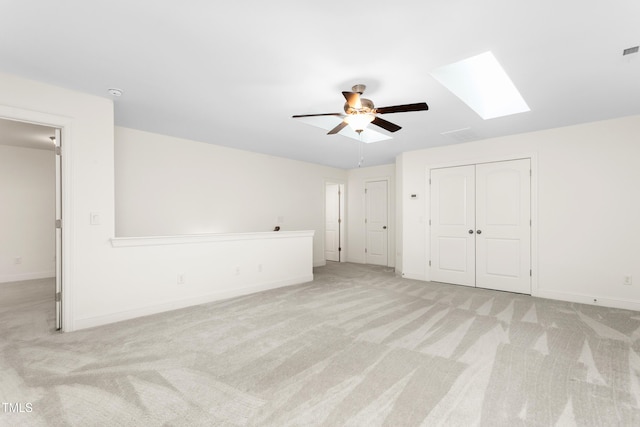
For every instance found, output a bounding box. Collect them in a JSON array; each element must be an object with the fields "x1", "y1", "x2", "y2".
[
  {"x1": 394, "y1": 276, "x2": 640, "y2": 311},
  {"x1": 0, "y1": 271, "x2": 55, "y2": 284},
  {"x1": 534, "y1": 289, "x2": 640, "y2": 312},
  {"x1": 400, "y1": 272, "x2": 426, "y2": 281},
  {"x1": 73, "y1": 274, "x2": 314, "y2": 331}
]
